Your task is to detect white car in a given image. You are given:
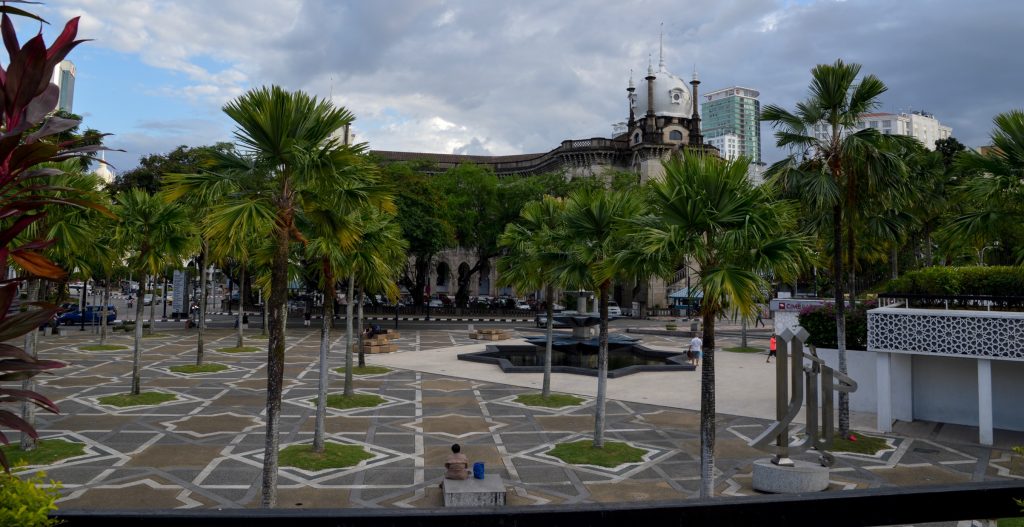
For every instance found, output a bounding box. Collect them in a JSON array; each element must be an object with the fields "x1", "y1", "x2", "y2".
[
  {"x1": 428, "y1": 299, "x2": 443, "y2": 308},
  {"x1": 516, "y1": 302, "x2": 532, "y2": 311},
  {"x1": 607, "y1": 301, "x2": 622, "y2": 316}
]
